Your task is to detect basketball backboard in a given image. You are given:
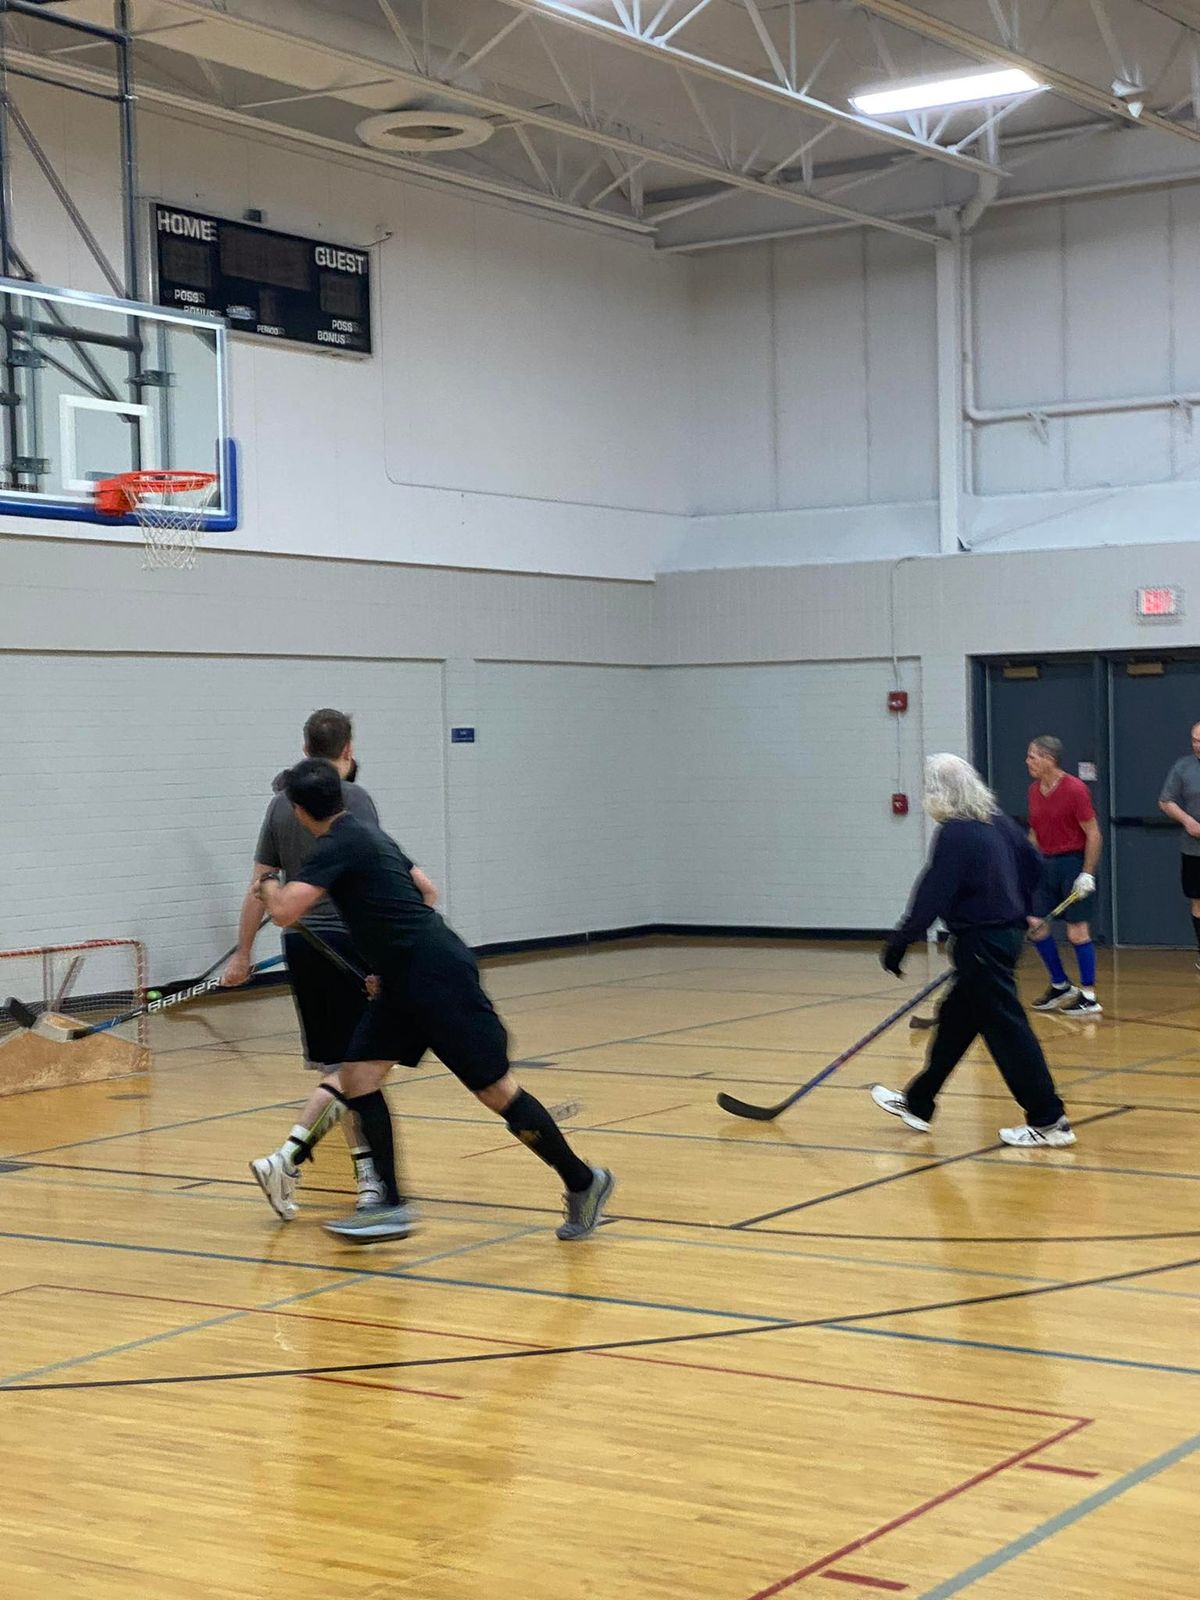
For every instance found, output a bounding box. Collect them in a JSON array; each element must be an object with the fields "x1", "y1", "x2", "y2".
[{"x1": 0, "y1": 277, "x2": 236, "y2": 529}]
